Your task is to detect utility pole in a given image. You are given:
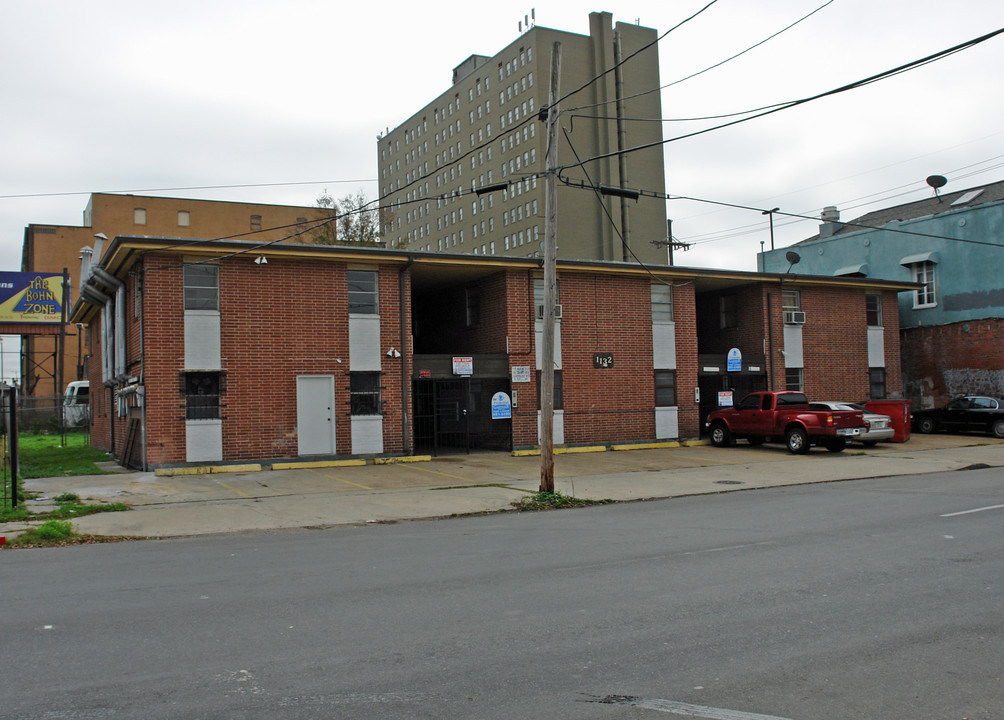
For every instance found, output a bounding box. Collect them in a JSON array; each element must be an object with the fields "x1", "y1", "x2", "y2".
[
  {"x1": 613, "y1": 30, "x2": 630, "y2": 262},
  {"x1": 540, "y1": 41, "x2": 561, "y2": 494}
]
